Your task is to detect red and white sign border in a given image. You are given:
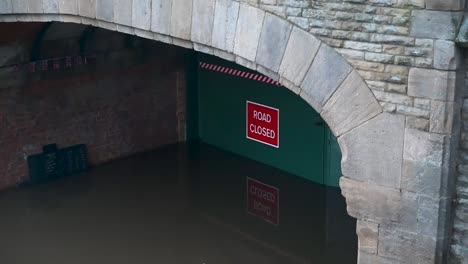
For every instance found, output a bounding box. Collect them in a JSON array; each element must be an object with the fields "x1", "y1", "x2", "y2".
[
  {"x1": 246, "y1": 177, "x2": 280, "y2": 226},
  {"x1": 245, "y1": 101, "x2": 280, "y2": 149}
]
